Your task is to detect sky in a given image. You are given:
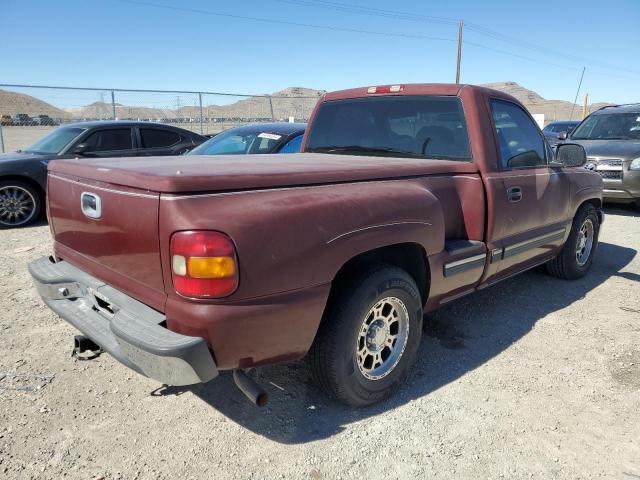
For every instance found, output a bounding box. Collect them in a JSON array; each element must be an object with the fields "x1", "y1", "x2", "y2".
[{"x1": 1, "y1": 0, "x2": 639, "y2": 106}]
